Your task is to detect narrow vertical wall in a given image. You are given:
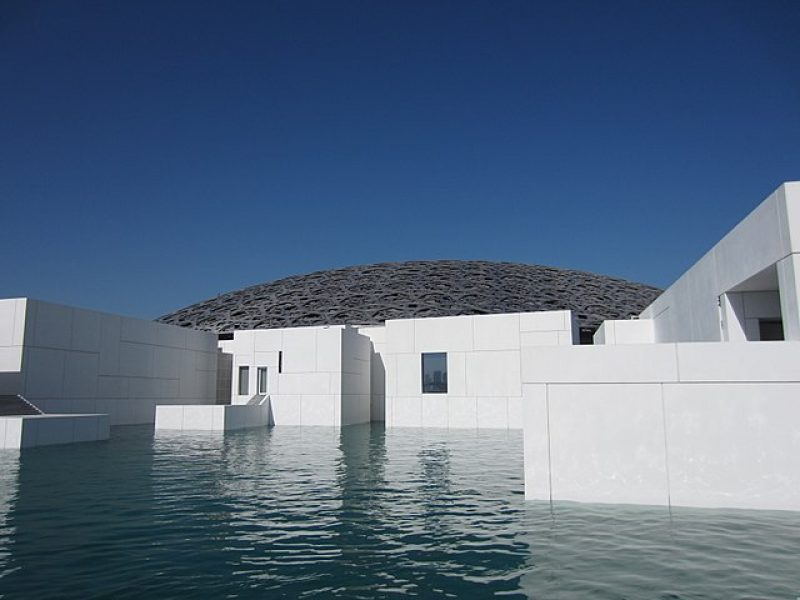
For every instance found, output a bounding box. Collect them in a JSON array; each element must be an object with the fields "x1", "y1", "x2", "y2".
[
  {"x1": 340, "y1": 327, "x2": 371, "y2": 425},
  {"x1": 355, "y1": 325, "x2": 386, "y2": 422},
  {"x1": 777, "y1": 254, "x2": 800, "y2": 340},
  {"x1": 0, "y1": 298, "x2": 27, "y2": 395}
]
